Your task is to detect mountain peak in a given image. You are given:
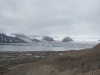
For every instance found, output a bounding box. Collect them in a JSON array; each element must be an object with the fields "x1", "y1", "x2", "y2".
[
  {"x1": 42, "y1": 36, "x2": 55, "y2": 42},
  {"x1": 62, "y1": 36, "x2": 73, "y2": 42}
]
